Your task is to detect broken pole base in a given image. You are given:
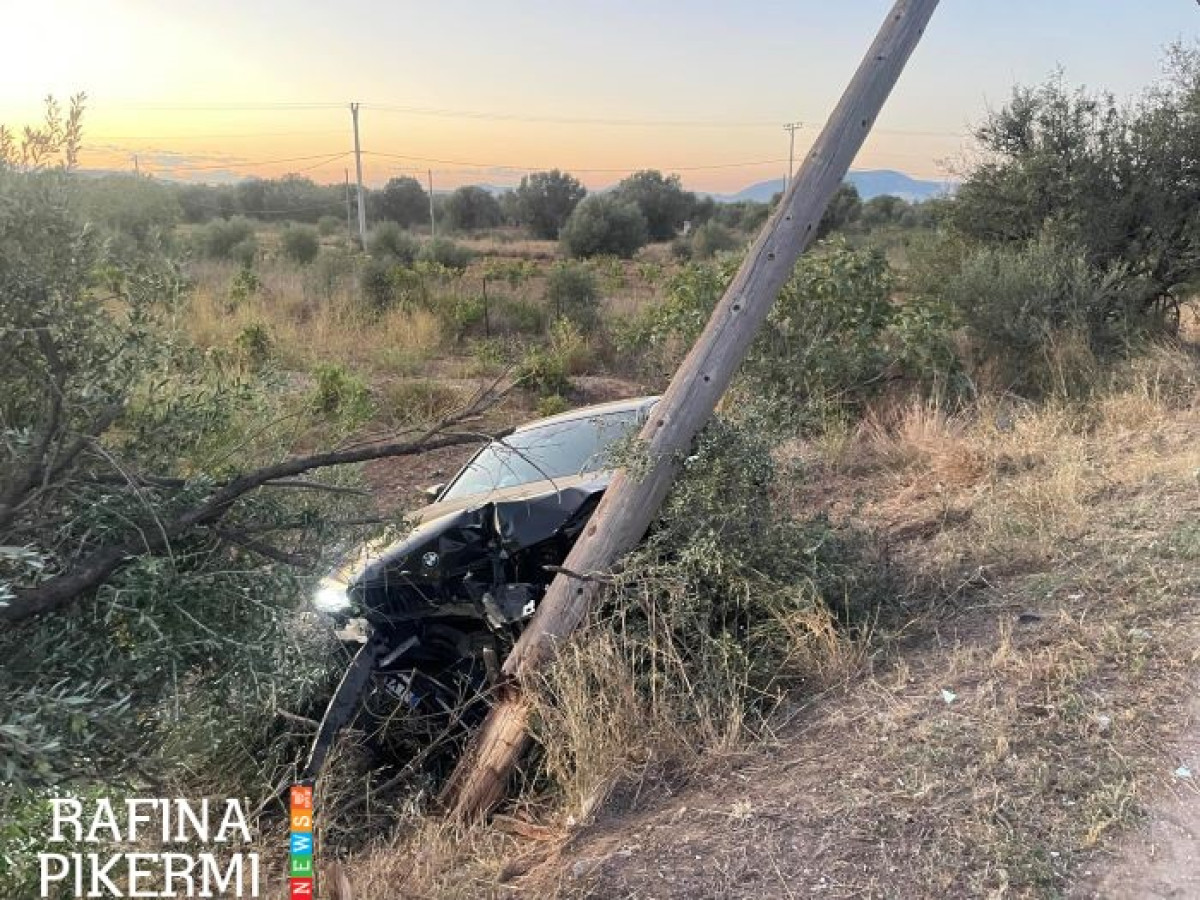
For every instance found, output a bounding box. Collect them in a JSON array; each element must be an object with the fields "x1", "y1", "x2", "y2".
[{"x1": 442, "y1": 695, "x2": 532, "y2": 822}]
